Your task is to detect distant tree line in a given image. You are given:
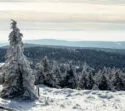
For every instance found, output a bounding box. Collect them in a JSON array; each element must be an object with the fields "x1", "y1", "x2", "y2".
[
  {"x1": 0, "y1": 46, "x2": 125, "y2": 69},
  {"x1": 24, "y1": 46, "x2": 125, "y2": 69}
]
